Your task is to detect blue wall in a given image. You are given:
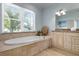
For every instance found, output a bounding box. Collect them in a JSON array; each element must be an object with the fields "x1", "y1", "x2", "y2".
[{"x1": 0, "y1": 4, "x2": 2, "y2": 33}]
